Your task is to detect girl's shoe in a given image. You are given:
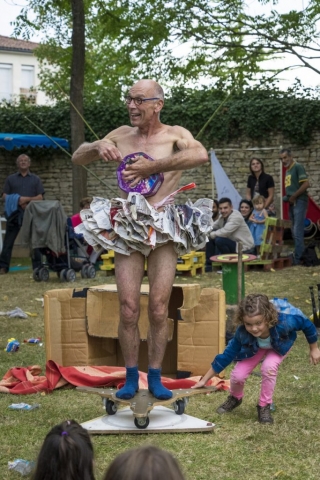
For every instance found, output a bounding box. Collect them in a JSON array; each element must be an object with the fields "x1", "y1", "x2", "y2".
[
  {"x1": 257, "y1": 404, "x2": 274, "y2": 424},
  {"x1": 216, "y1": 395, "x2": 242, "y2": 414}
]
